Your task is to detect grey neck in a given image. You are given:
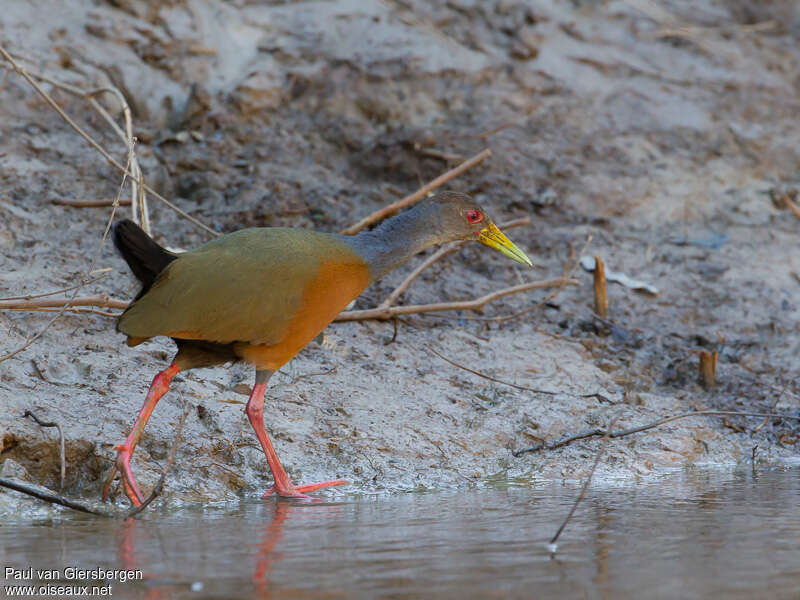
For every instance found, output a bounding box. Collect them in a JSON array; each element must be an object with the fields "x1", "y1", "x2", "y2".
[{"x1": 343, "y1": 201, "x2": 446, "y2": 282}]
